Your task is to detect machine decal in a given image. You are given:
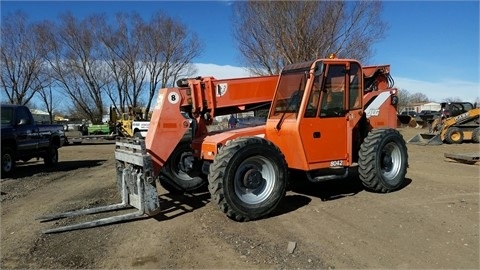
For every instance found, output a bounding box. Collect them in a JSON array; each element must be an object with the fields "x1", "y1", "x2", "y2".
[
  {"x1": 454, "y1": 112, "x2": 469, "y2": 121},
  {"x1": 216, "y1": 83, "x2": 227, "y2": 97},
  {"x1": 168, "y1": 92, "x2": 180, "y2": 104},
  {"x1": 366, "y1": 109, "x2": 380, "y2": 117},
  {"x1": 330, "y1": 160, "x2": 343, "y2": 167},
  {"x1": 365, "y1": 91, "x2": 390, "y2": 118}
]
